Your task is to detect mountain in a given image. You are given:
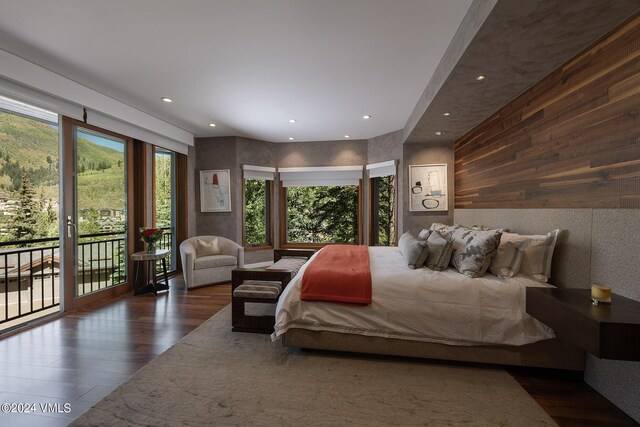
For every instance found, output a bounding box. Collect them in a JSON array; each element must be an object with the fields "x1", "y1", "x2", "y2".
[{"x1": 0, "y1": 111, "x2": 123, "y2": 194}]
